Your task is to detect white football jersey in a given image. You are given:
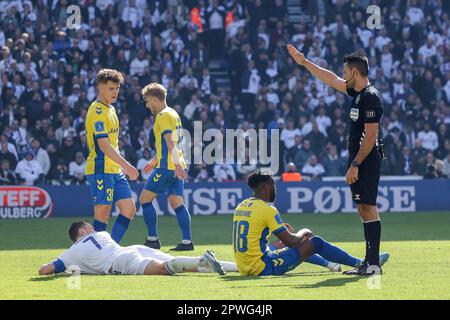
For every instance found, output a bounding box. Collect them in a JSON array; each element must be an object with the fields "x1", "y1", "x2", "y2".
[{"x1": 56, "y1": 232, "x2": 123, "y2": 274}]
